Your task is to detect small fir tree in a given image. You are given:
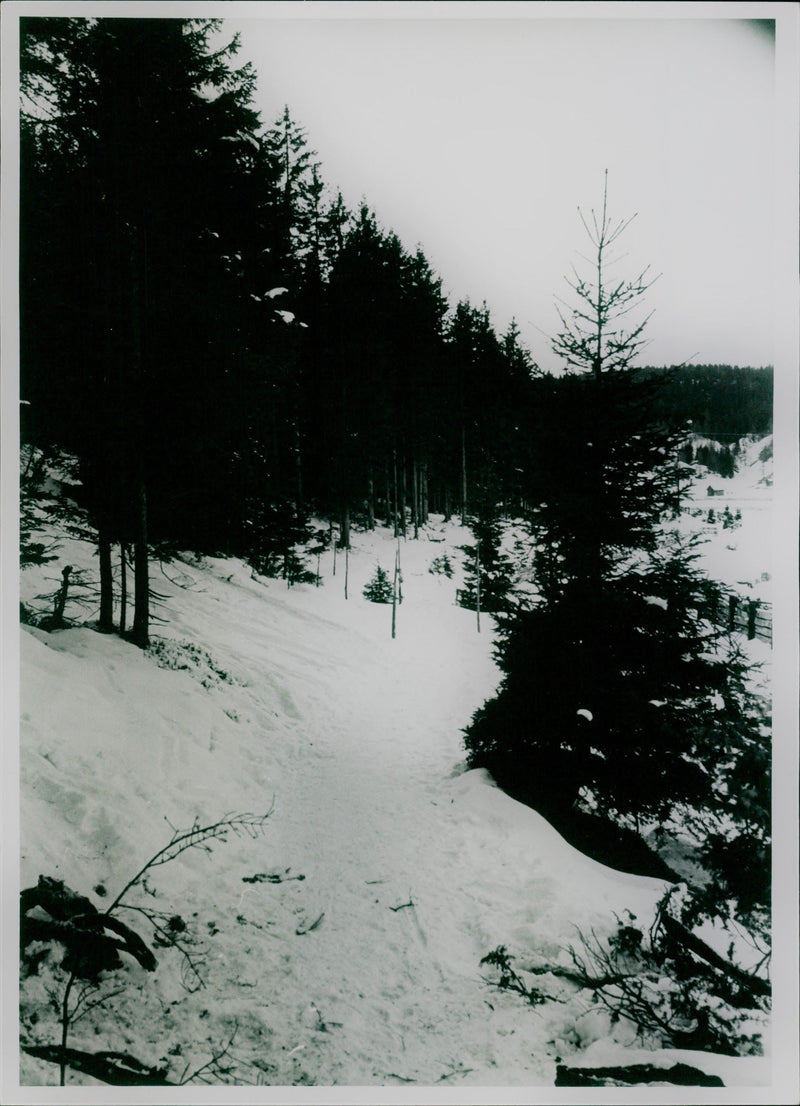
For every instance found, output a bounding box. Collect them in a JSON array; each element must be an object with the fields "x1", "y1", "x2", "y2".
[
  {"x1": 243, "y1": 499, "x2": 315, "y2": 585},
  {"x1": 363, "y1": 564, "x2": 393, "y2": 604},
  {"x1": 459, "y1": 511, "x2": 516, "y2": 616}
]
